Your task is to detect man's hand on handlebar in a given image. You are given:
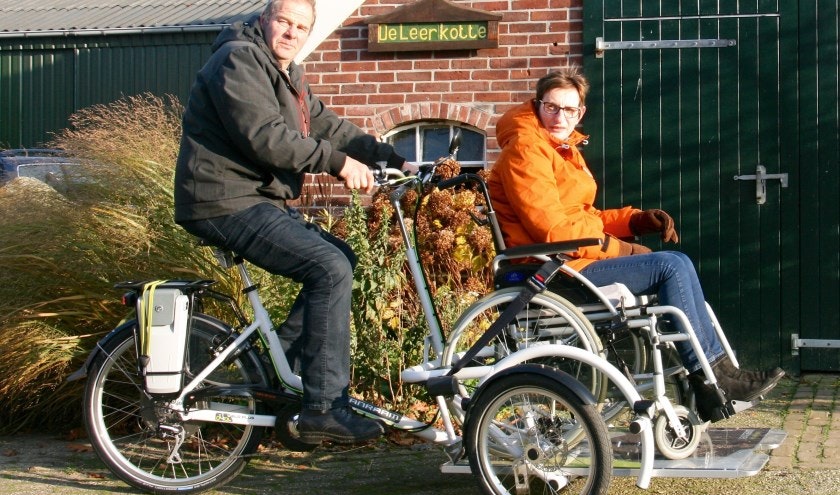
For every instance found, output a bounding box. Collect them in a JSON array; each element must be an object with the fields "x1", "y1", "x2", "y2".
[{"x1": 339, "y1": 157, "x2": 376, "y2": 194}]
